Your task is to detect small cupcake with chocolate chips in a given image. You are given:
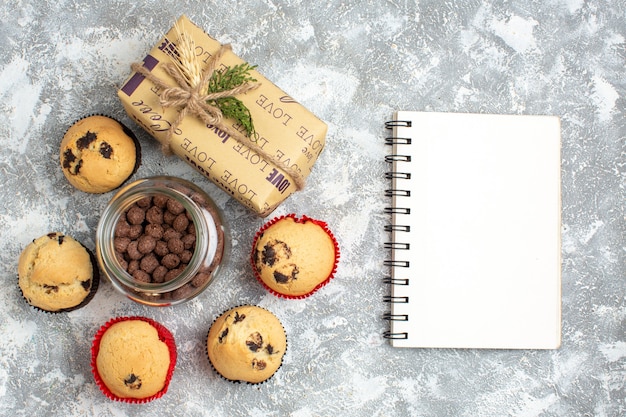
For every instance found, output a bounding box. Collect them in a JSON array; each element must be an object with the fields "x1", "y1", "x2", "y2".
[
  {"x1": 251, "y1": 214, "x2": 339, "y2": 298},
  {"x1": 91, "y1": 316, "x2": 177, "y2": 403},
  {"x1": 60, "y1": 115, "x2": 140, "y2": 193},
  {"x1": 206, "y1": 305, "x2": 287, "y2": 384},
  {"x1": 18, "y1": 232, "x2": 99, "y2": 313}
]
